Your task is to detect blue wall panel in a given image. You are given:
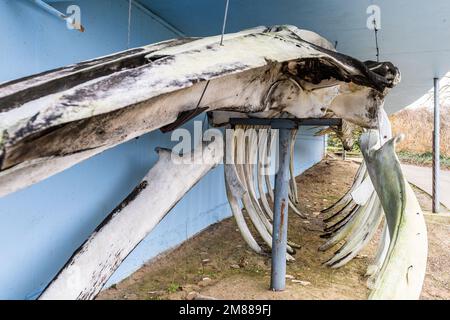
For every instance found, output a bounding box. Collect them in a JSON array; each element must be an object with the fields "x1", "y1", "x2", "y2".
[
  {"x1": 0, "y1": 0, "x2": 175, "y2": 82},
  {"x1": 0, "y1": 0, "x2": 325, "y2": 299}
]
